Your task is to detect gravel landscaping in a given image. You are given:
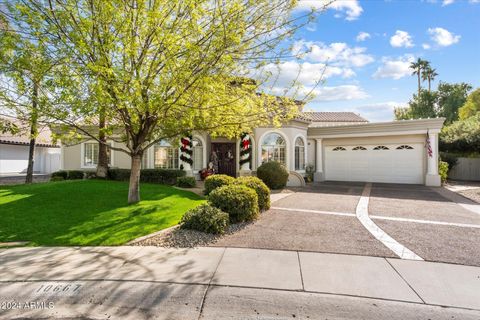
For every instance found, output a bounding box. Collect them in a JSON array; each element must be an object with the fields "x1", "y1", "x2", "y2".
[{"x1": 130, "y1": 222, "x2": 253, "y2": 248}]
